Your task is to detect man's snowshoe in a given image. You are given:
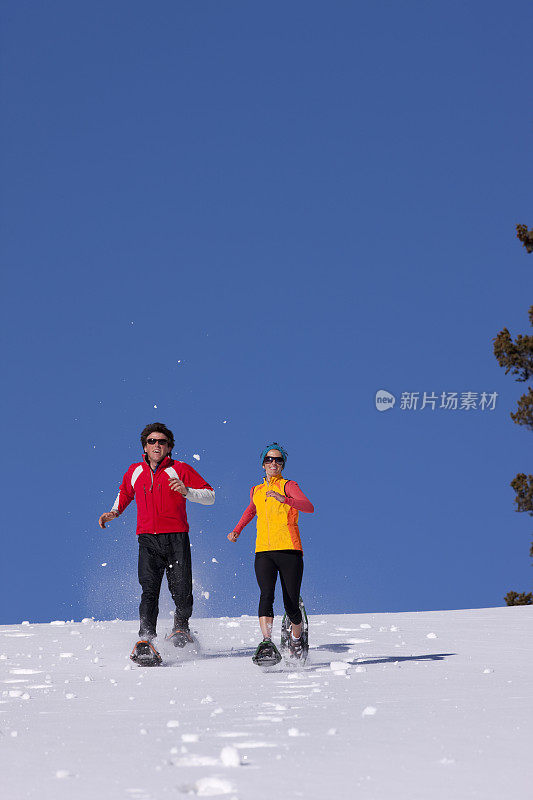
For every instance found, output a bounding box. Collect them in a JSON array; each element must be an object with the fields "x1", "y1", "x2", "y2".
[
  {"x1": 165, "y1": 627, "x2": 195, "y2": 648},
  {"x1": 252, "y1": 639, "x2": 282, "y2": 666},
  {"x1": 130, "y1": 640, "x2": 162, "y2": 667},
  {"x1": 281, "y1": 597, "x2": 309, "y2": 664}
]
